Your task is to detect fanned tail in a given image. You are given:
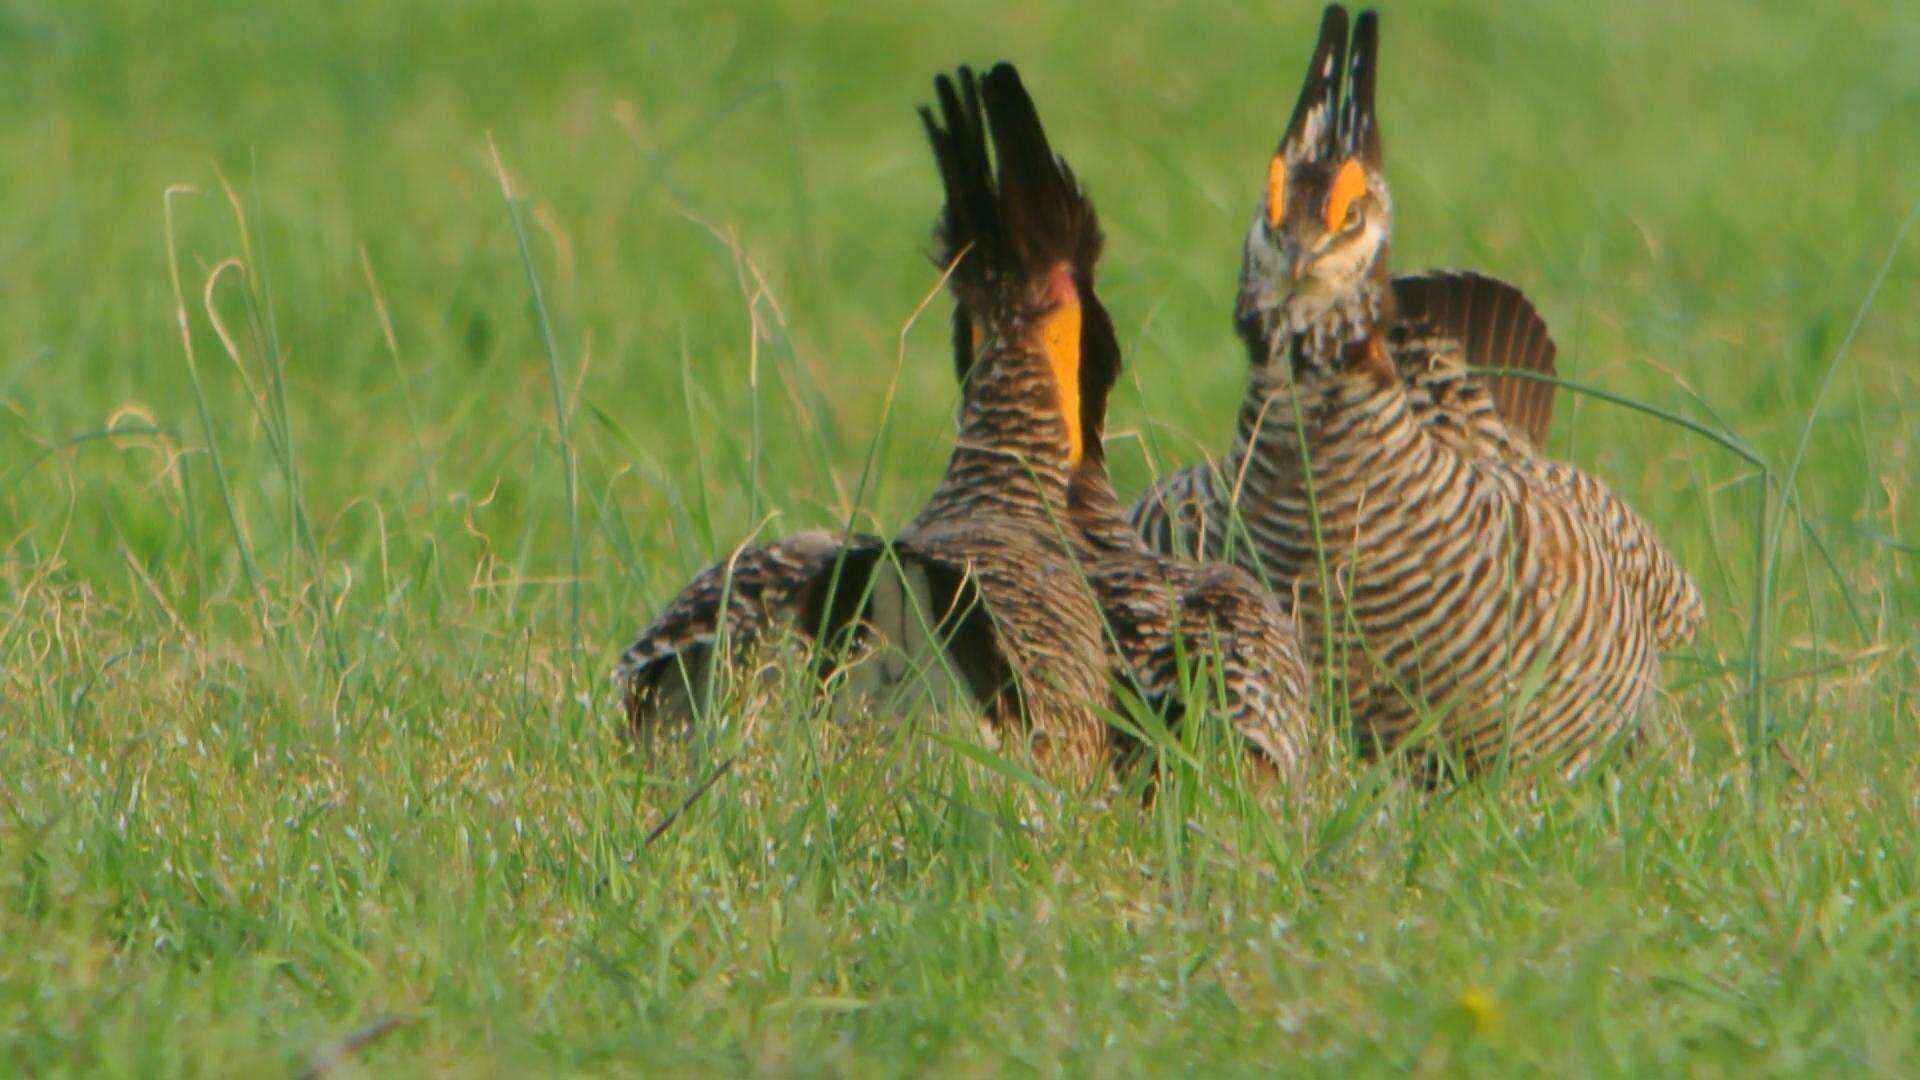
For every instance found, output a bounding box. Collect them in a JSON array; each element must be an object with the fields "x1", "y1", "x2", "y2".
[{"x1": 1392, "y1": 271, "x2": 1558, "y2": 448}]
